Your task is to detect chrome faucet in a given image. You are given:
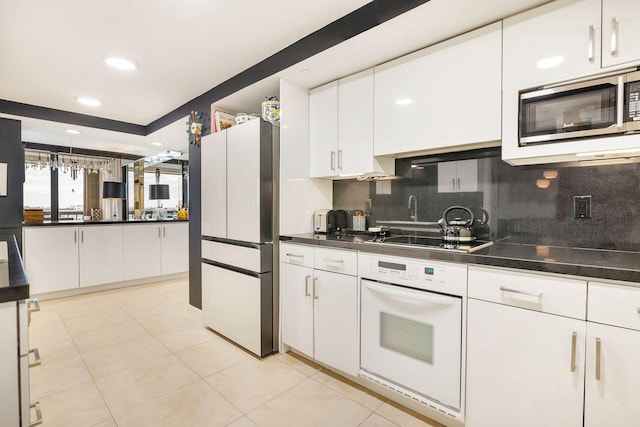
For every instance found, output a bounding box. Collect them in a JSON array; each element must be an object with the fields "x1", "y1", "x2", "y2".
[{"x1": 408, "y1": 194, "x2": 418, "y2": 222}]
